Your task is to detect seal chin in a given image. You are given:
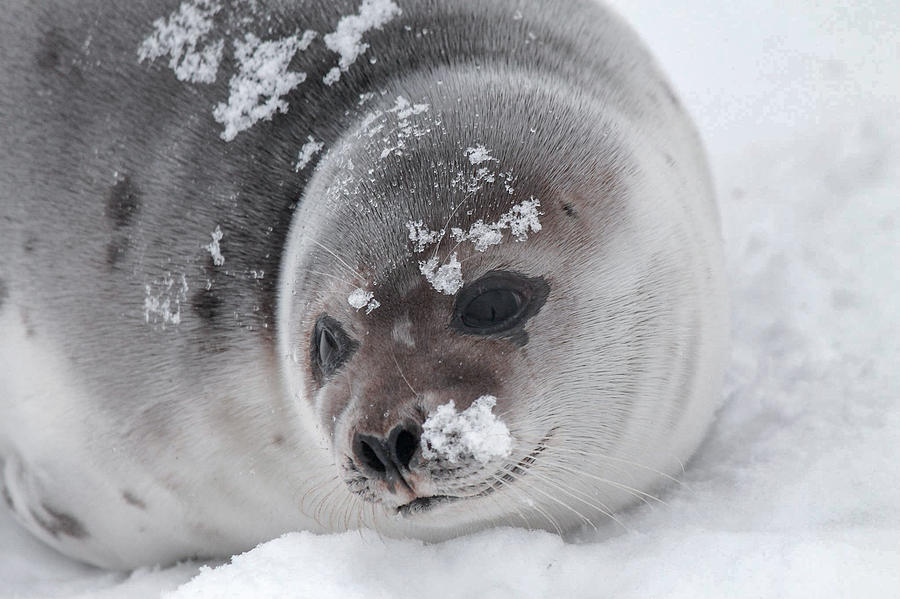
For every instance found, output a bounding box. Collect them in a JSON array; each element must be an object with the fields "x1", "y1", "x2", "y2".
[{"x1": 396, "y1": 494, "x2": 461, "y2": 517}]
